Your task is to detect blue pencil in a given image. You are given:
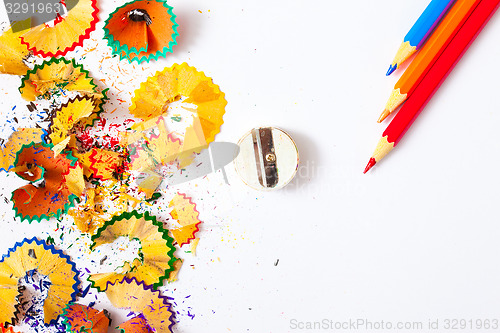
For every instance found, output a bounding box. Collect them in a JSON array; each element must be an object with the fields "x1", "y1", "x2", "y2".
[{"x1": 386, "y1": 0, "x2": 456, "y2": 76}]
